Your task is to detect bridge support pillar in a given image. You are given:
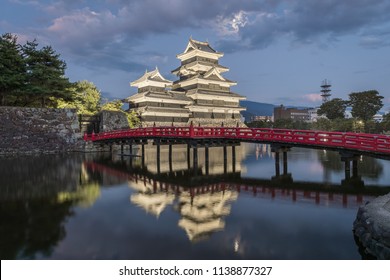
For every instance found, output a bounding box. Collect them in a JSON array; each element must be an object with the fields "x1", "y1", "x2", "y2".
[
  {"x1": 169, "y1": 144, "x2": 173, "y2": 172},
  {"x1": 187, "y1": 143, "x2": 191, "y2": 169},
  {"x1": 129, "y1": 142, "x2": 133, "y2": 155},
  {"x1": 274, "y1": 151, "x2": 280, "y2": 176},
  {"x1": 205, "y1": 146, "x2": 209, "y2": 175},
  {"x1": 340, "y1": 152, "x2": 363, "y2": 187},
  {"x1": 193, "y1": 146, "x2": 198, "y2": 170},
  {"x1": 156, "y1": 140, "x2": 161, "y2": 174},
  {"x1": 344, "y1": 160, "x2": 351, "y2": 180},
  {"x1": 283, "y1": 151, "x2": 288, "y2": 175},
  {"x1": 141, "y1": 143, "x2": 145, "y2": 167},
  {"x1": 352, "y1": 158, "x2": 358, "y2": 178},
  {"x1": 223, "y1": 144, "x2": 227, "y2": 174},
  {"x1": 271, "y1": 145, "x2": 291, "y2": 181},
  {"x1": 232, "y1": 145, "x2": 236, "y2": 173}
]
